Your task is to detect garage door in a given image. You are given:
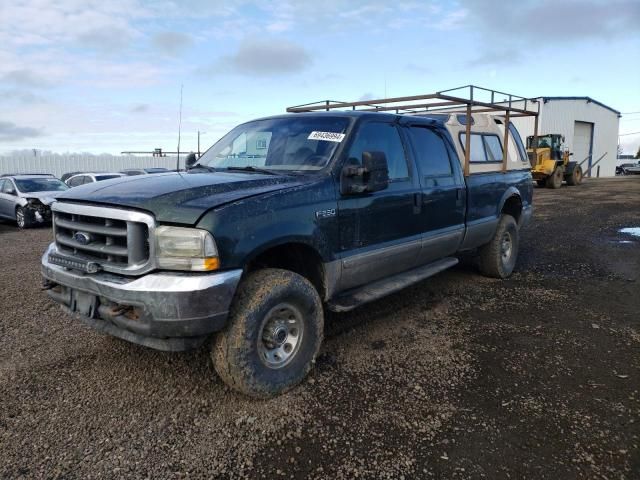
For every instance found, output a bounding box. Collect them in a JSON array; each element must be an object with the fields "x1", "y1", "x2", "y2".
[{"x1": 573, "y1": 121, "x2": 593, "y2": 175}]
